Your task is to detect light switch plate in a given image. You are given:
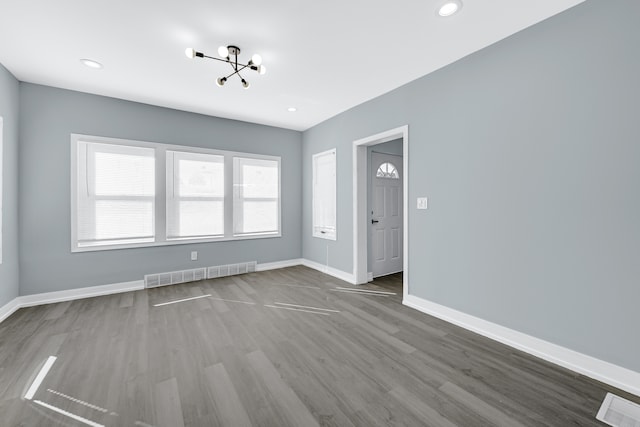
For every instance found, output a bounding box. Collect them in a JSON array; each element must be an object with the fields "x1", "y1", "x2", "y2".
[
  {"x1": 417, "y1": 197, "x2": 428, "y2": 210},
  {"x1": 191, "y1": 251, "x2": 198, "y2": 261}
]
